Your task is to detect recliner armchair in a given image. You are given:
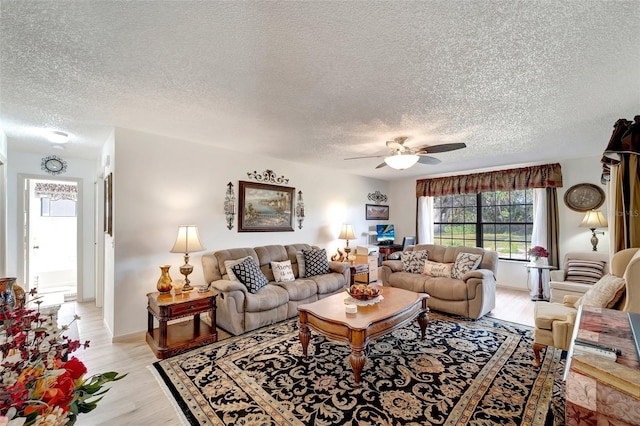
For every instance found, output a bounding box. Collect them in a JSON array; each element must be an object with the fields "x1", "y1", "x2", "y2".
[
  {"x1": 548, "y1": 251, "x2": 610, "y2": 303},
  {"x1": 532, "y1": 247, "x2": 640, "y2": 367}
]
